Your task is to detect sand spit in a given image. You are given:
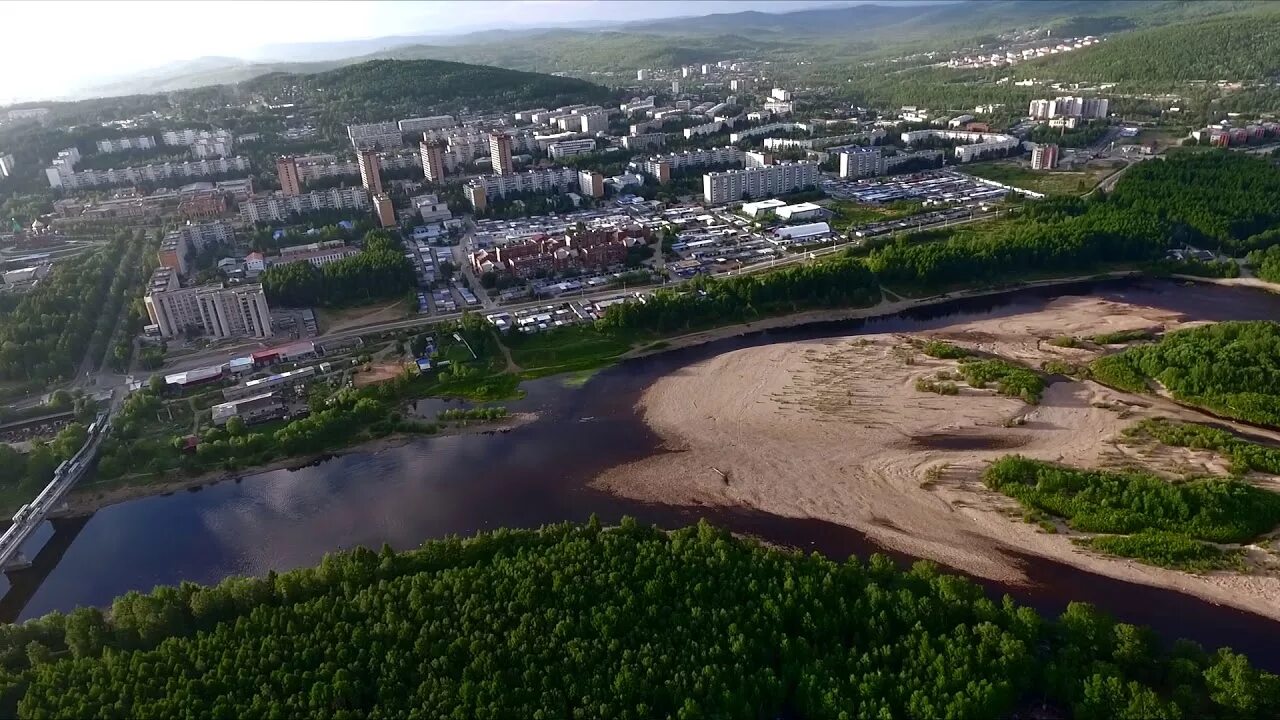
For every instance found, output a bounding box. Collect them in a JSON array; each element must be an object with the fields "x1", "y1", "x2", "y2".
[{"x1": 593, "y1": 296, "x2": 1280, "y2": 621}]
